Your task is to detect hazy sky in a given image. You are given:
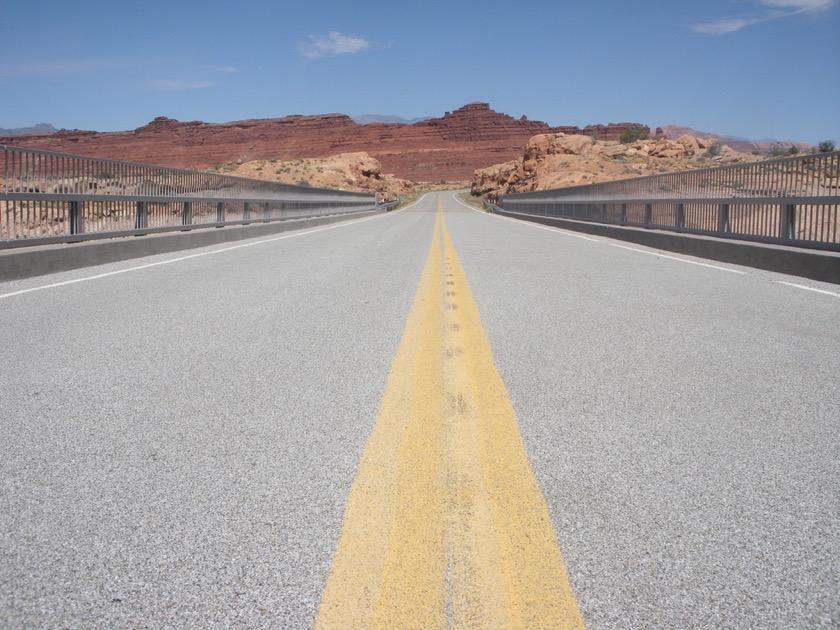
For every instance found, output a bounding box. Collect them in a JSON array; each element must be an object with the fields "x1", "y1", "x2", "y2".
[{"x1": 2, "y1": 0, "x2": 837, "y2": 143}]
